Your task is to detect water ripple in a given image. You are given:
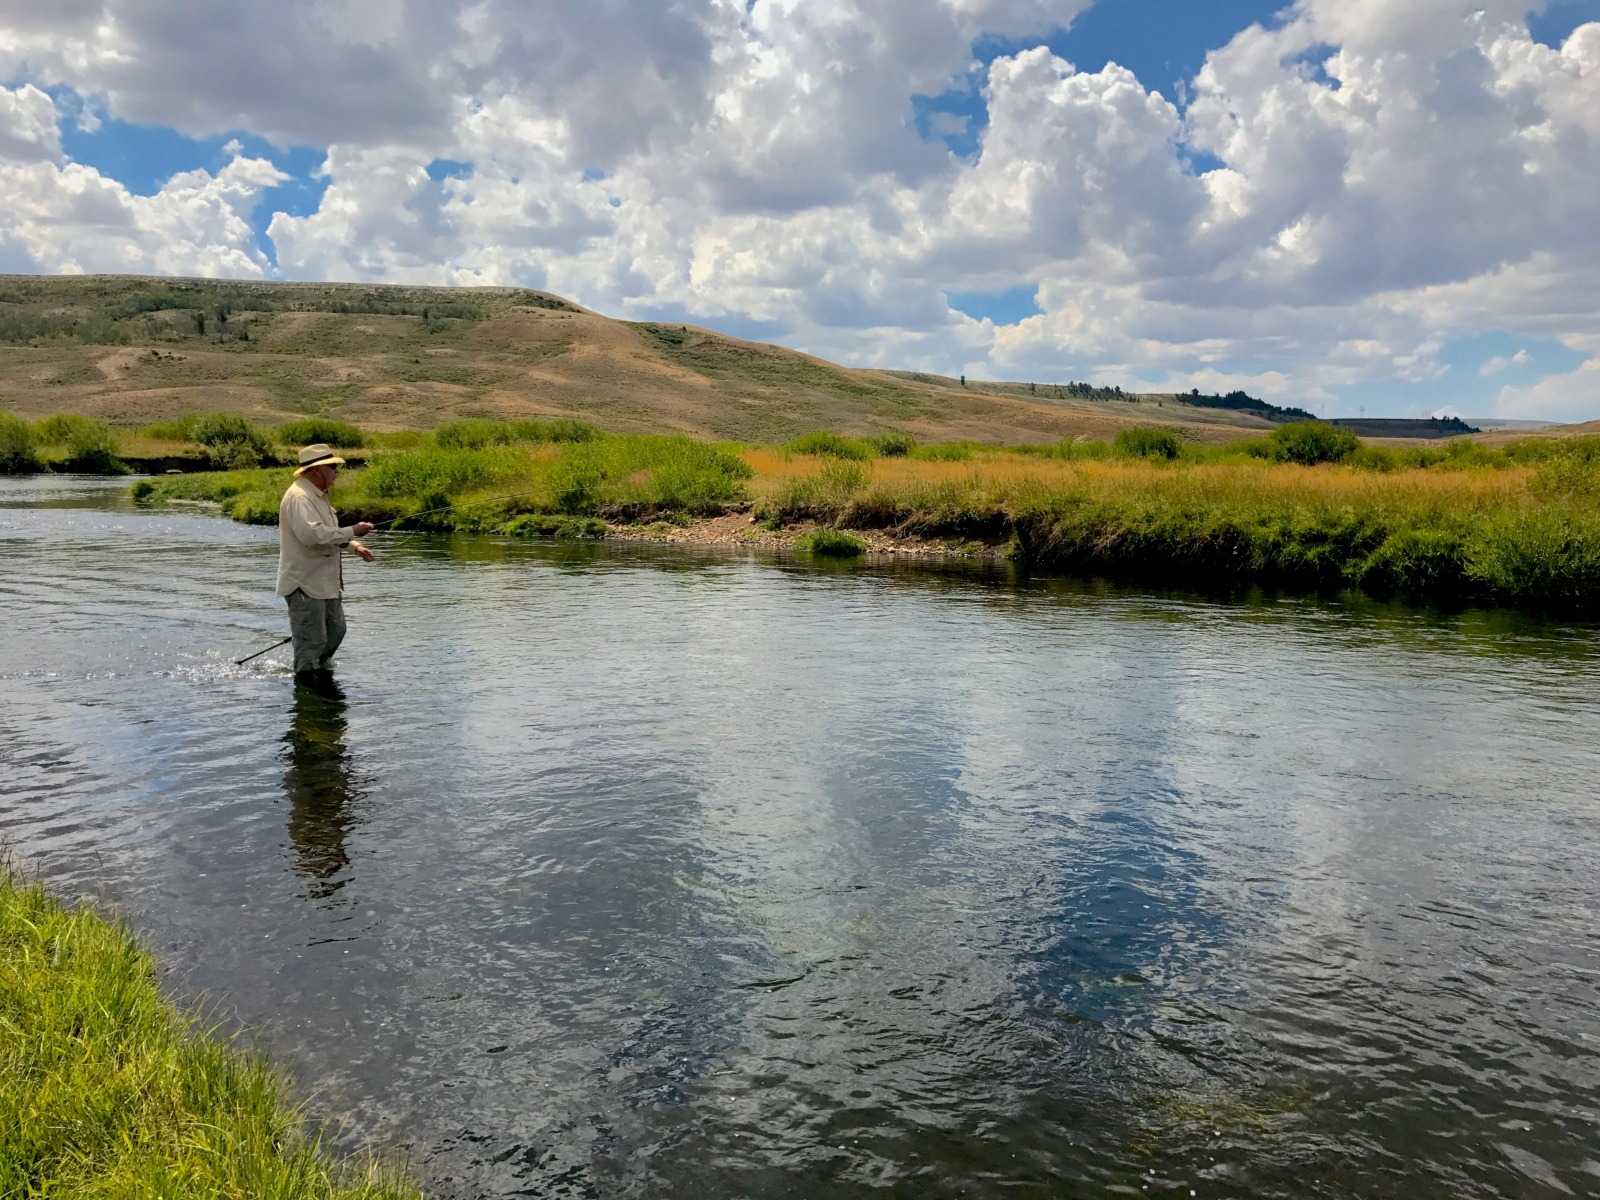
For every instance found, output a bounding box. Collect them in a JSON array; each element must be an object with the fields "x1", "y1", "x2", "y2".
[{"x1": 3, "y1": 476, "x2": 1599, "y2": 1197}]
